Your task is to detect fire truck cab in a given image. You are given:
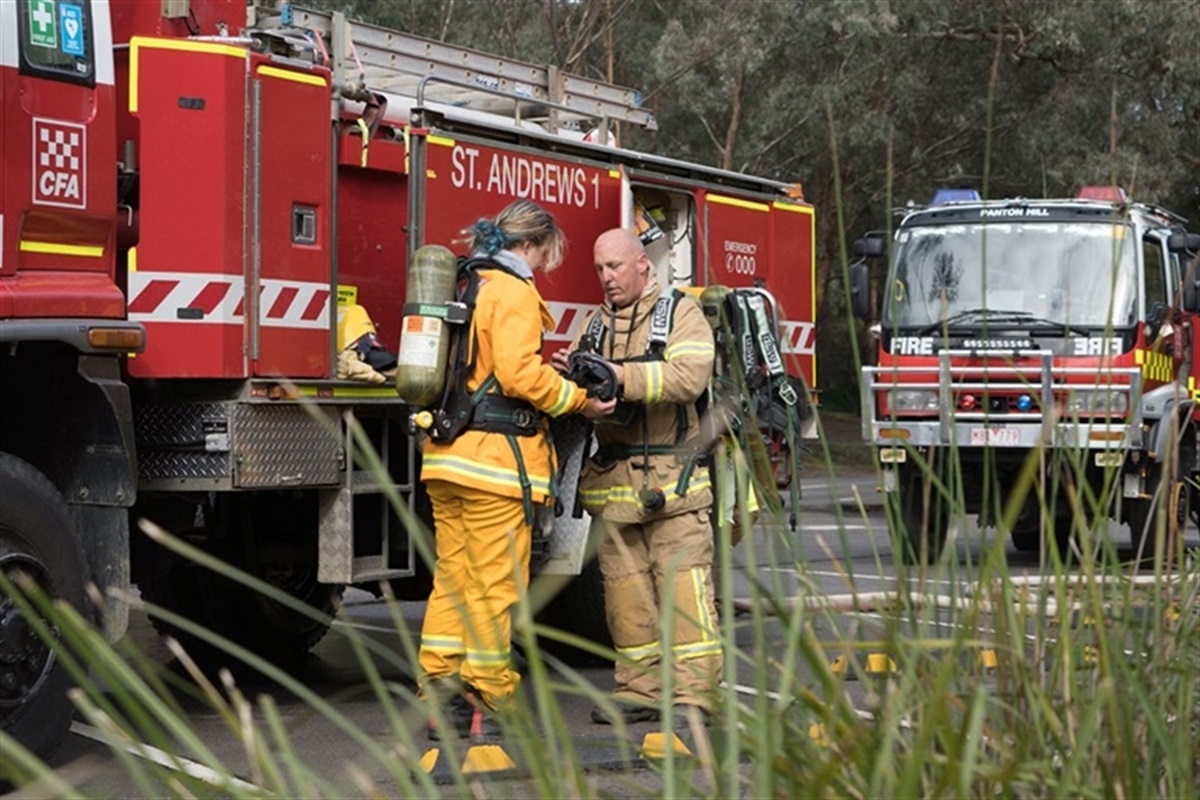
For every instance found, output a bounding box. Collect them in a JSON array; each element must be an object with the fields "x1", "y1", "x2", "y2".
[
  {"x1": 853, "y1": 187, "x2": 1200, "y2": 564},
  {"x1": 1, "y1": 0, "x2": 817, "y2": 756}
]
